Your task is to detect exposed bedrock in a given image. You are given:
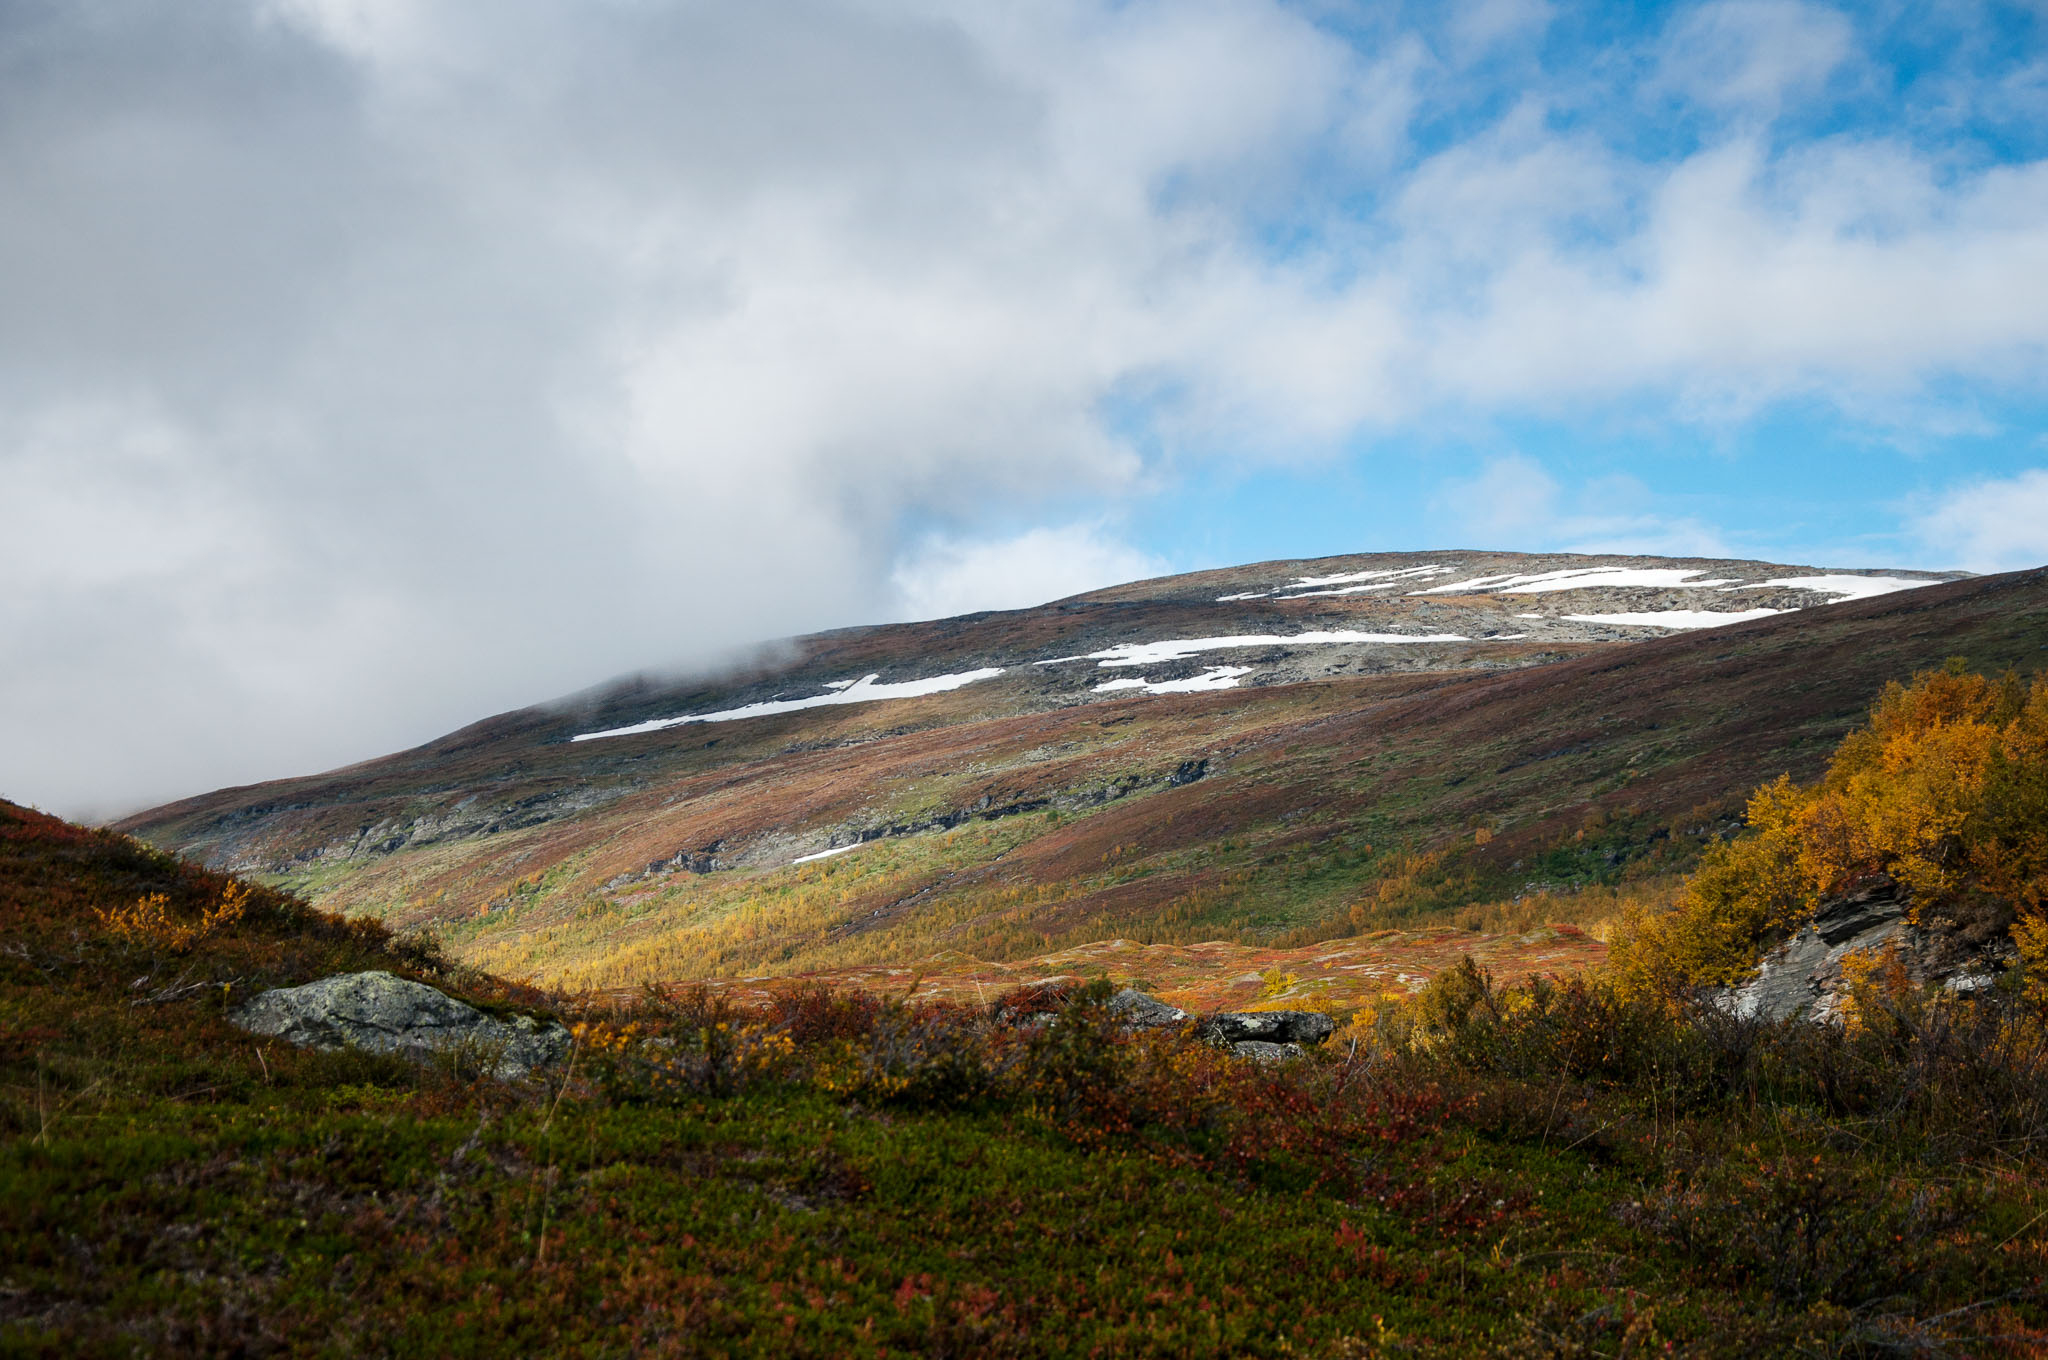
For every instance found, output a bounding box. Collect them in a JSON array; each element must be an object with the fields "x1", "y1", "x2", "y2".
[
  {"x1": 230, "y1": 971, "x2": 569, "y2": 1080},
  {"x1": 1726, "y1": 882, "x2": 2015, "y2": 1023}
]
